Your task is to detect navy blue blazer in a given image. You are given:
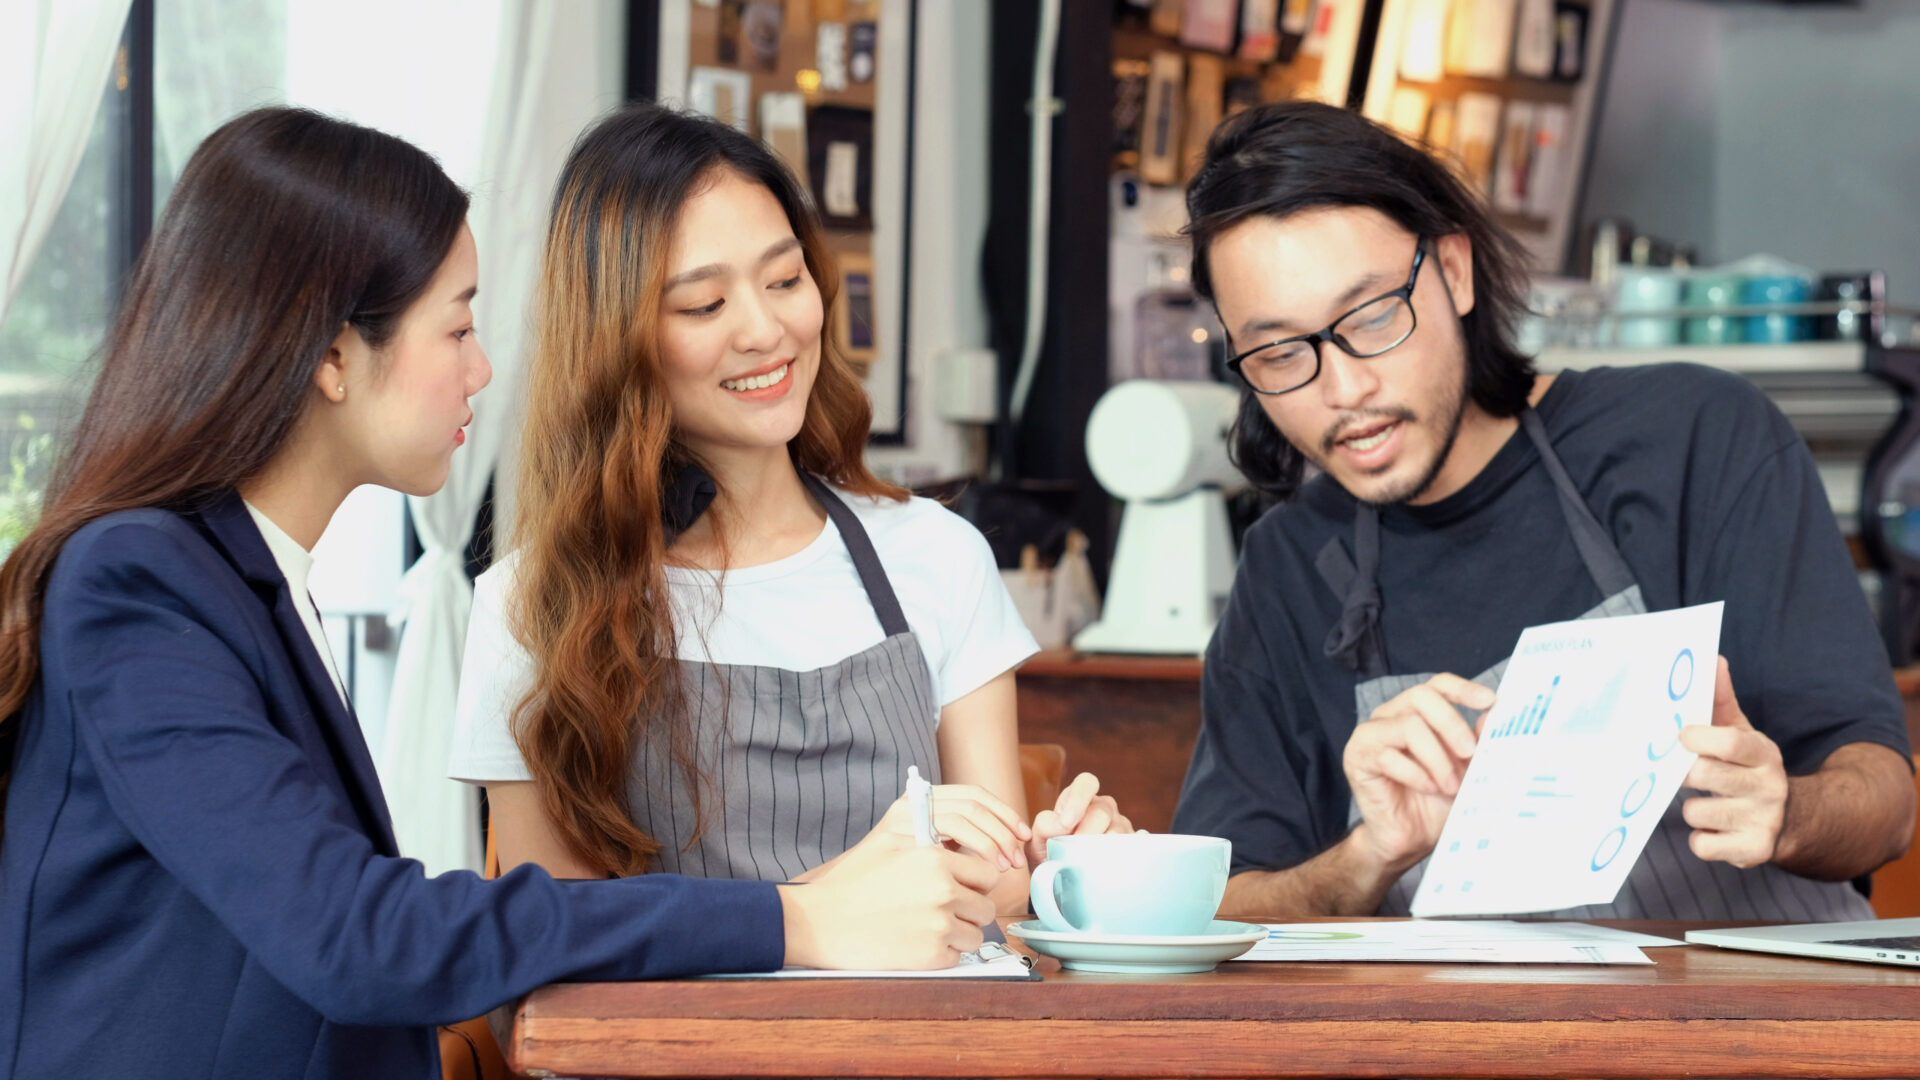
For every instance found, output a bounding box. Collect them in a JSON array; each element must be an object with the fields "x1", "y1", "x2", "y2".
[{"x1": 1, "y1": 493, "x2": 784, "y2": 1079}]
